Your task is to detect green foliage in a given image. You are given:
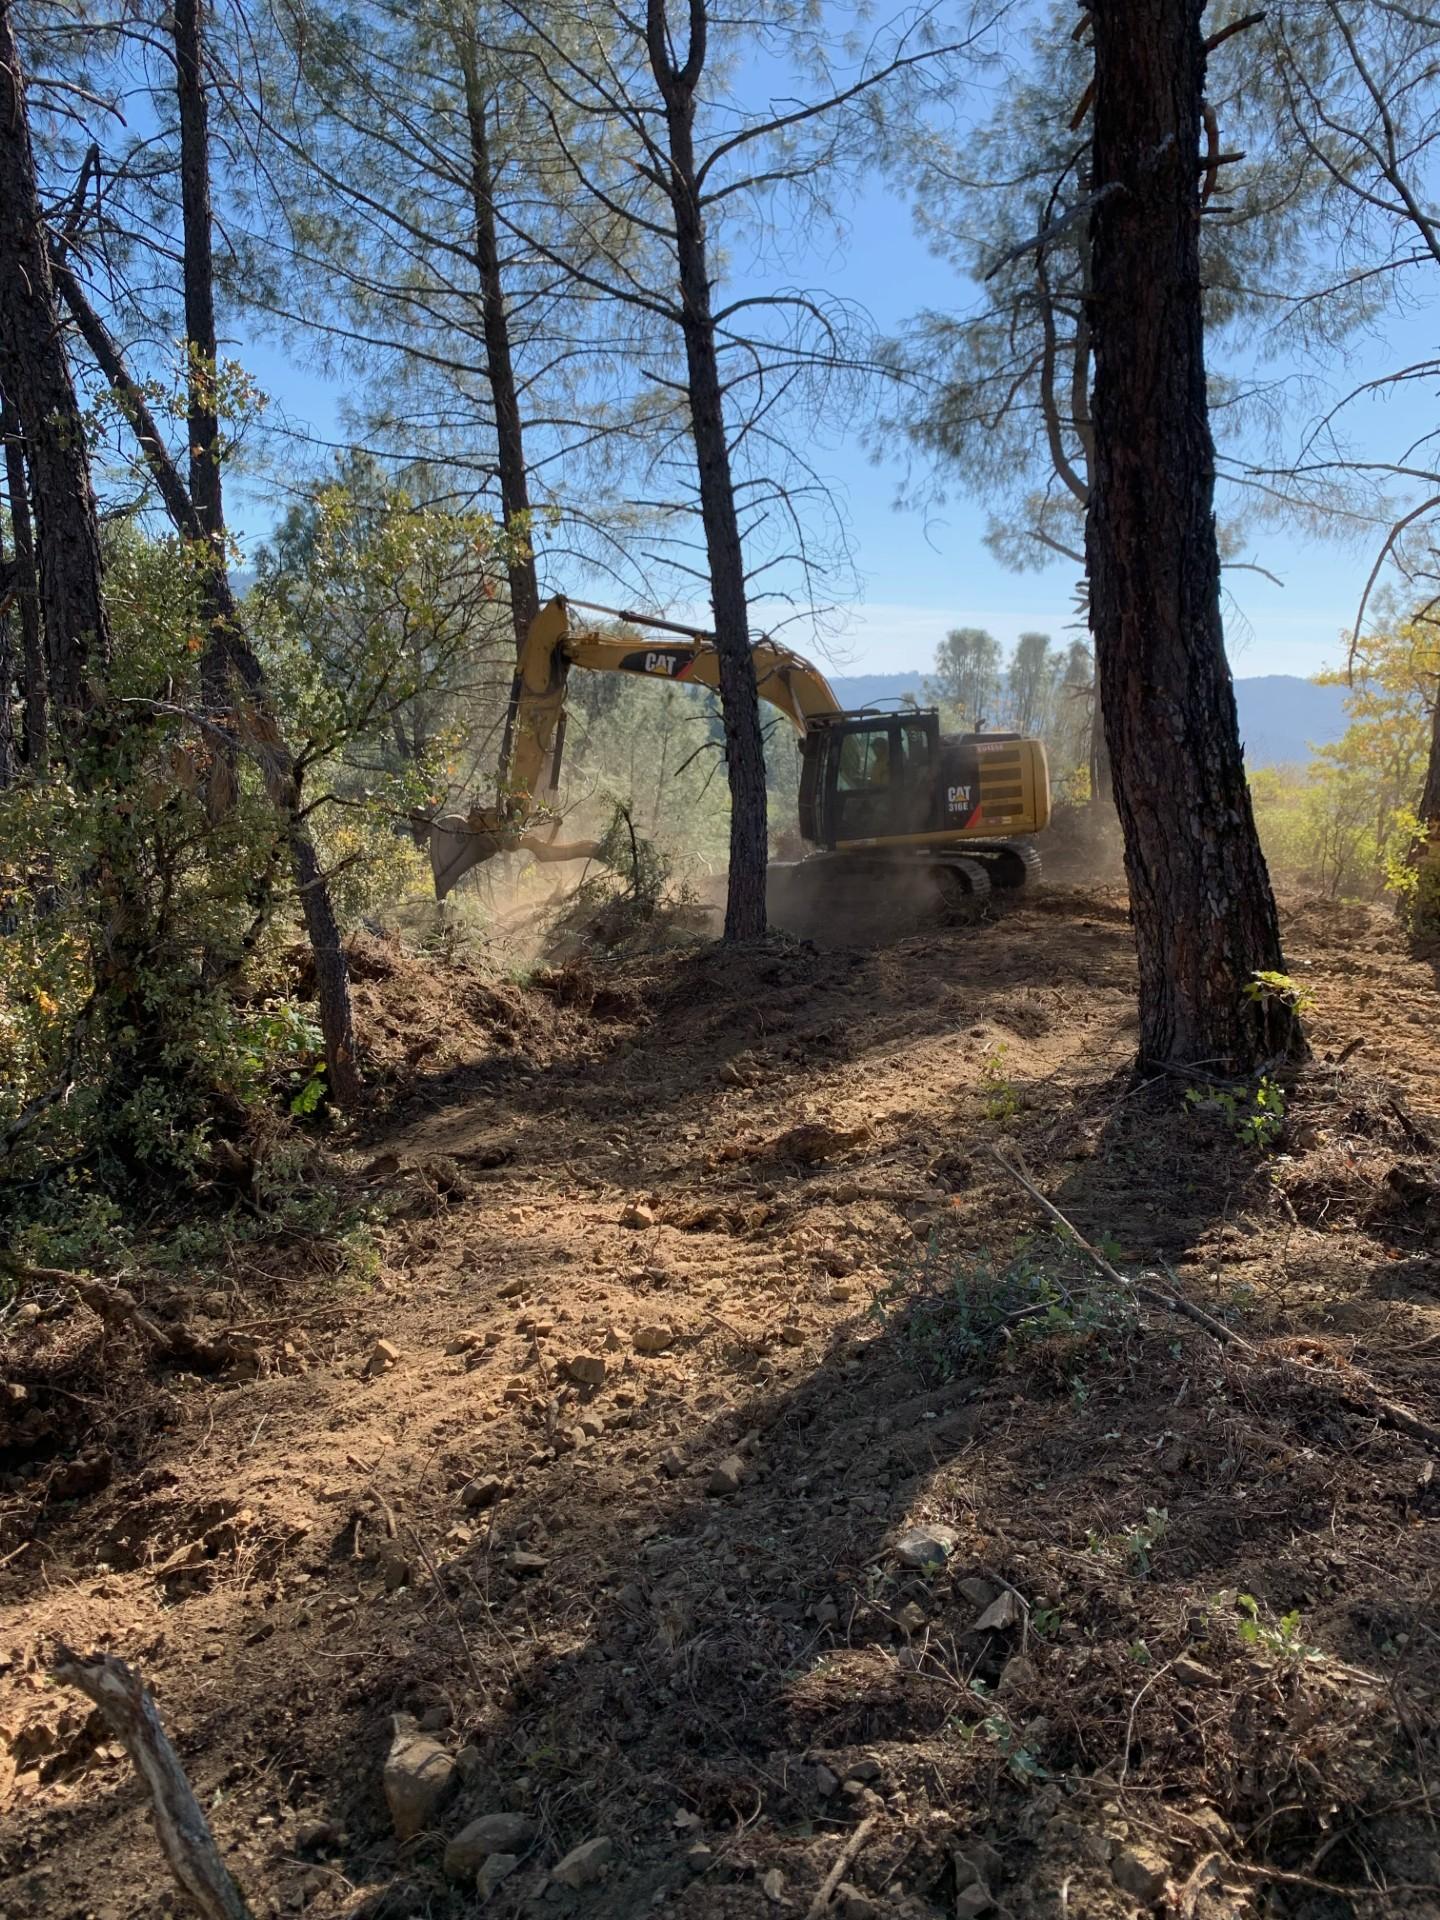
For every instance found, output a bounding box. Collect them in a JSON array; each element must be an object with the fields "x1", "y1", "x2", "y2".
[
  {"x1": 872, "y1": 1233, "x2": 1139, "y2": 1385},
  {"x1": 1244, "y1": 970, "x2": 1314, "y2": 1015},
  {"x1": 1184, "y1": 1076, "x2": 1287, "y2": 1152},
  {"x1": 1086, "y1": 1506, "x2": 1170, "y2": 1577},
  {"x1": 1251, "y1": 612, "x2": 1438, "y2": 903},
  {"x1": 0, "y1": 517, "x2": 417, "y2": 1265},
  {"x1": 979, "y1": 1042, "x2": 1020, "y2": 1126},
  {"x1": 1233, "y1": 1593, "x2": 1324, "y2": 1665}
]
